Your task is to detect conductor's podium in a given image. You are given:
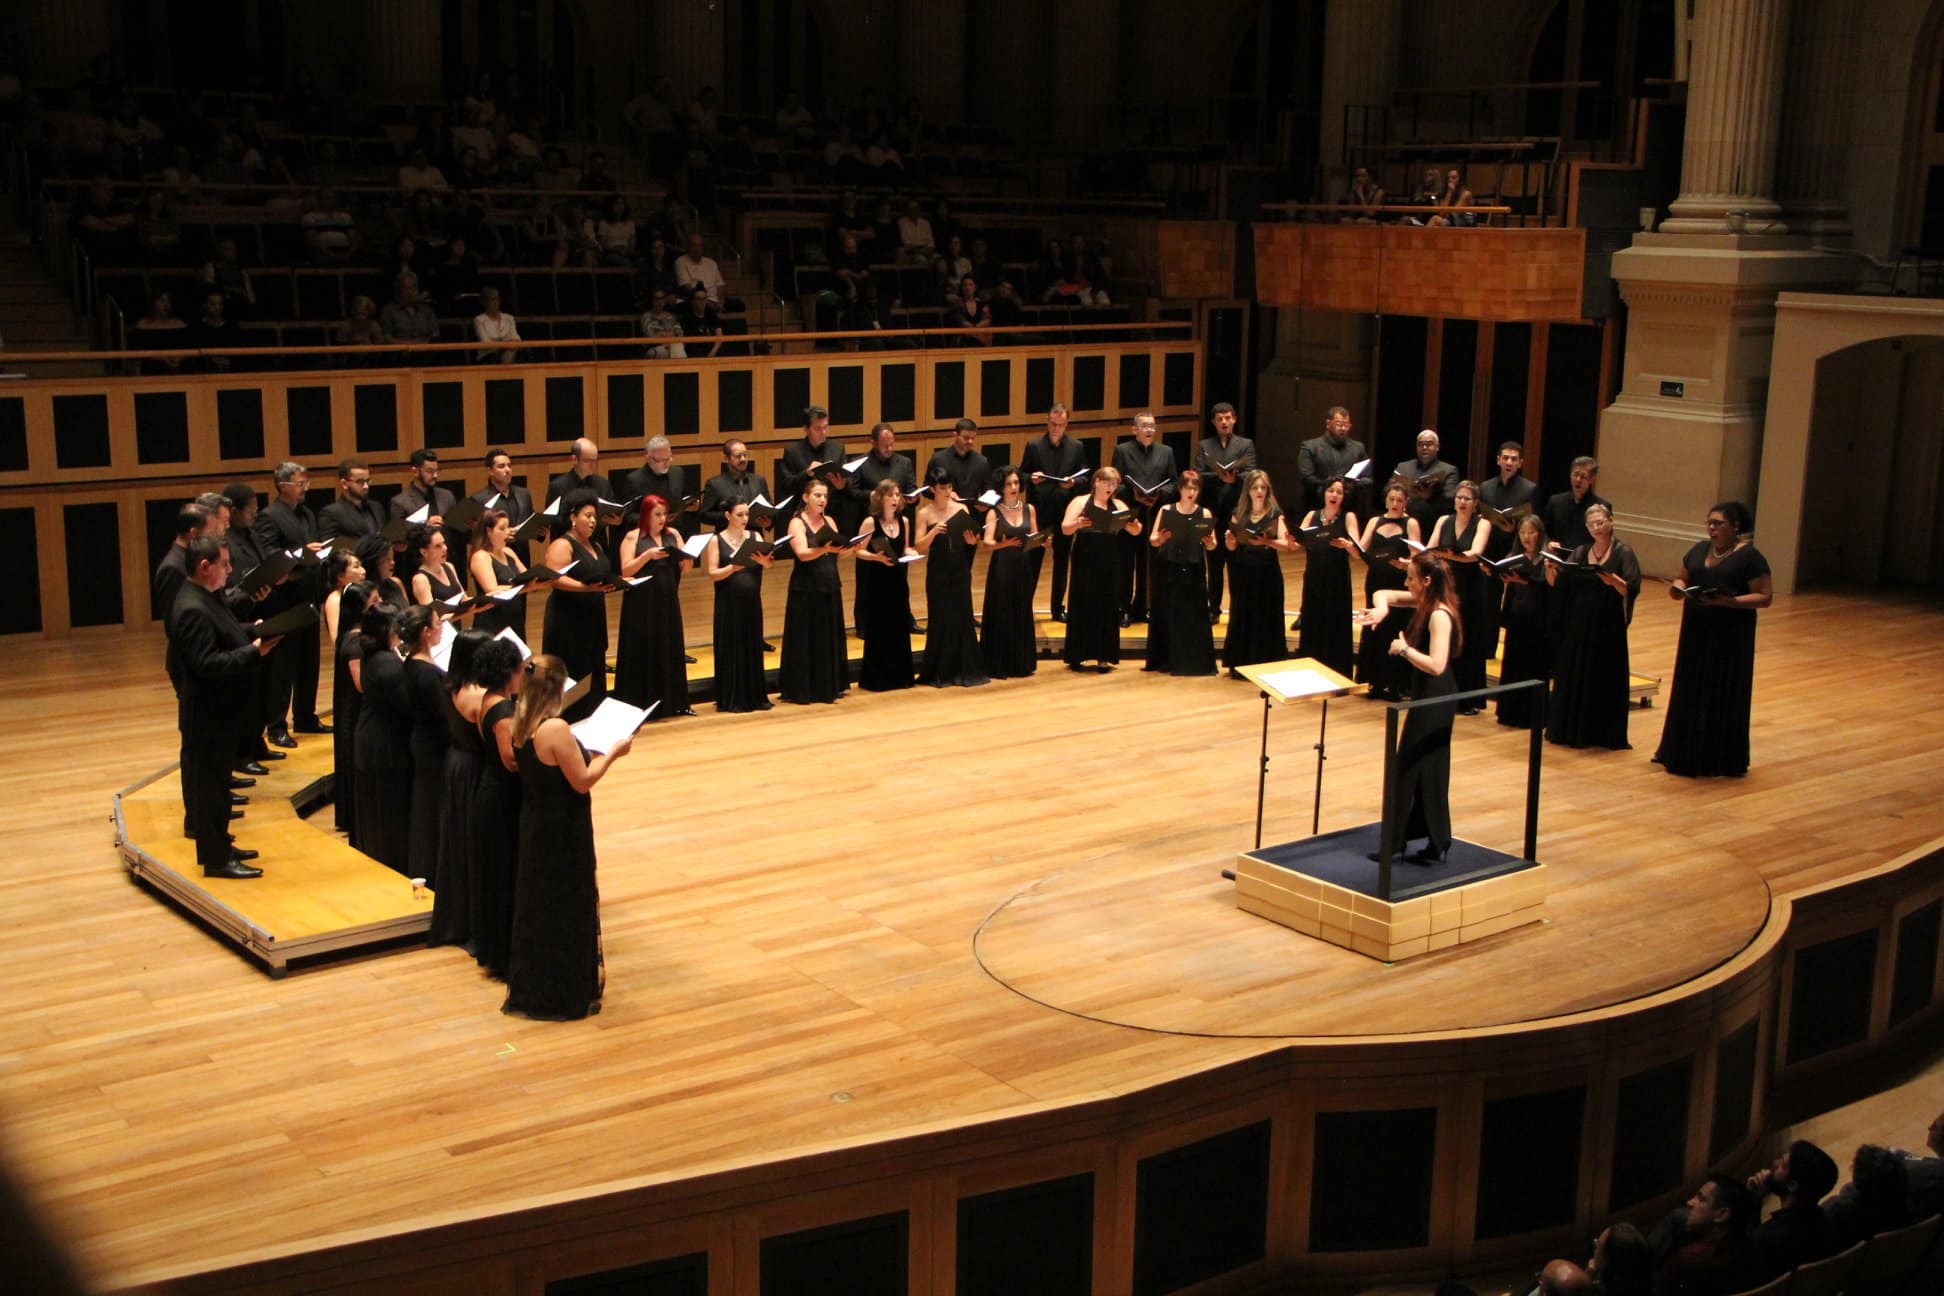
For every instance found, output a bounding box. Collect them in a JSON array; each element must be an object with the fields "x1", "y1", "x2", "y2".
[{"x1": 114, "y1": 726, "x2": 431, "y2": 976}]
